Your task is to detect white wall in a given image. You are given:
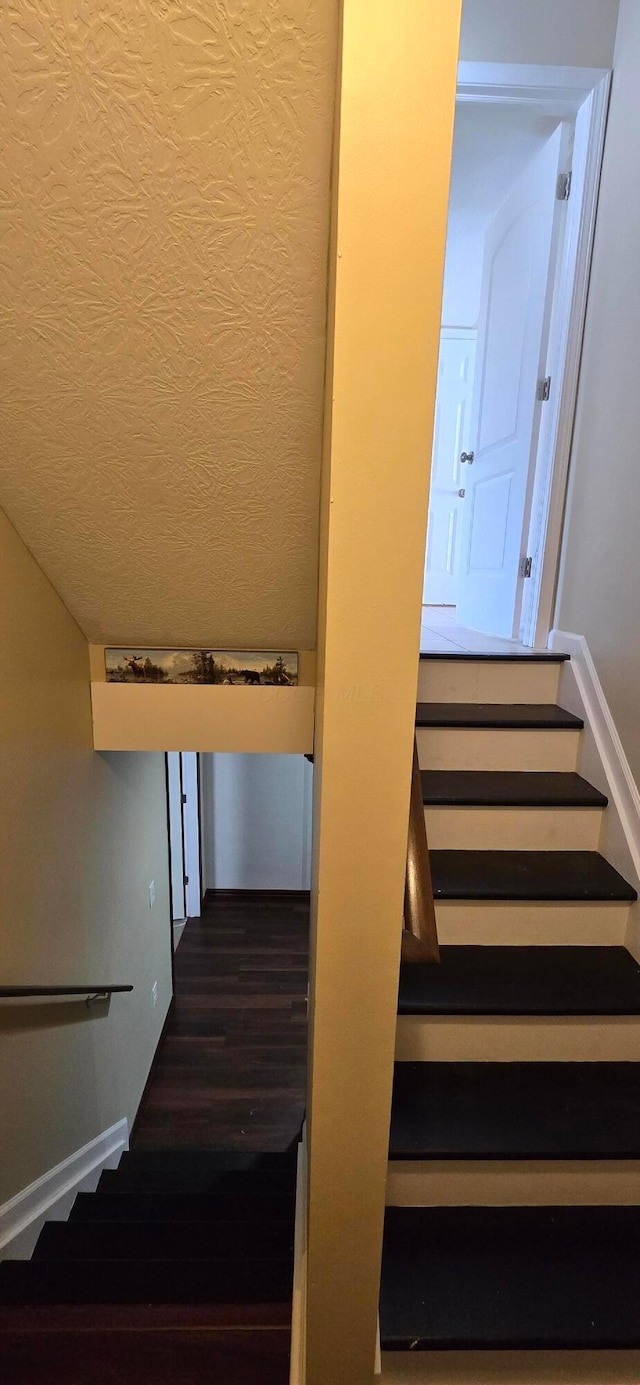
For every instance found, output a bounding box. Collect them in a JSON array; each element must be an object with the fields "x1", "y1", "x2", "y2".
[
  {"x1": 460, "y1": 0, "x2": 620, "y2": 68},
  {"x1": 201, "y1": 753, "x2": 313, "y2": 891},
  {"x1": 556, "y1": 0, "x2": 640, "y2": 784}
]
